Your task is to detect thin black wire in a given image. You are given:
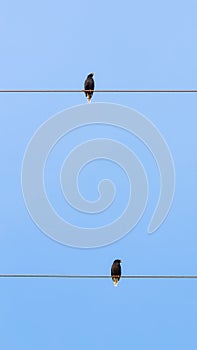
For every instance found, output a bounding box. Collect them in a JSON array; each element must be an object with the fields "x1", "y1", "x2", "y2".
[
  {"x1": 0, "y1": 89, "x2": 197, "y2": 93},
  {"x1": 0, "y1": 274, "x2": 197, "y2": 279}
]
